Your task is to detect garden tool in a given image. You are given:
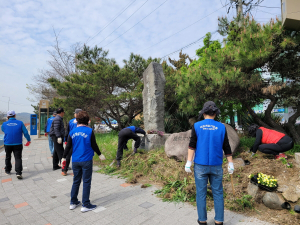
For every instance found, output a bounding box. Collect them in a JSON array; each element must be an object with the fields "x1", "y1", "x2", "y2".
[{"x1": 230, "y1": 174, "x2": 236, "y2": 197}]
